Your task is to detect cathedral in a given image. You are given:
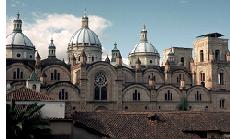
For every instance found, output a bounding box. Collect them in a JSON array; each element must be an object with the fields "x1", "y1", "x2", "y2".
[{"x1": 6, "y1": 13, "x2": 230, "y2": 117}]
